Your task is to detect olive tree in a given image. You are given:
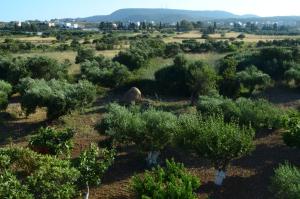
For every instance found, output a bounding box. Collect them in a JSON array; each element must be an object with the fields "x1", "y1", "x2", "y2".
[
  {"x1": 102, "y1": 104, "x2": 178, "y2": 166},
  {"x1": 176, "y1": 114, "x2": 254, "y2": 185},
  {"x1": 19, "y1": 78, "x2": 96, "y2": 119},
  {"x1": 75, "y1": 48, "x2": 96, "y2": 64},
  {"x1": 237, "y1": 65, "x2": 272, "y2": 95},
  {"x1": 76, "y1": 143, "x2": 115, "y2": 199}
]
